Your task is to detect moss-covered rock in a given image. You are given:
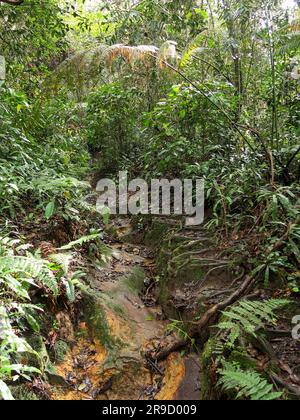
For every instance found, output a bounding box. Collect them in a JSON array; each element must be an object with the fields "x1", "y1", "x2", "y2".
[
  {"x1": 83, "y1": 295, "x2": 116, "y2": 350},
  {"x1": 122, "y1": 267, "x2": 146, "y2": 295},
  {"x1": 144, "y1": 219, "x2": 174, "y2": 247},
  {"x1": 19, "y1": 334, "x2": 50, "y2": 373},
  {"x1": 54, "y1": 340, "x2": 70, "y2": 363}
]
